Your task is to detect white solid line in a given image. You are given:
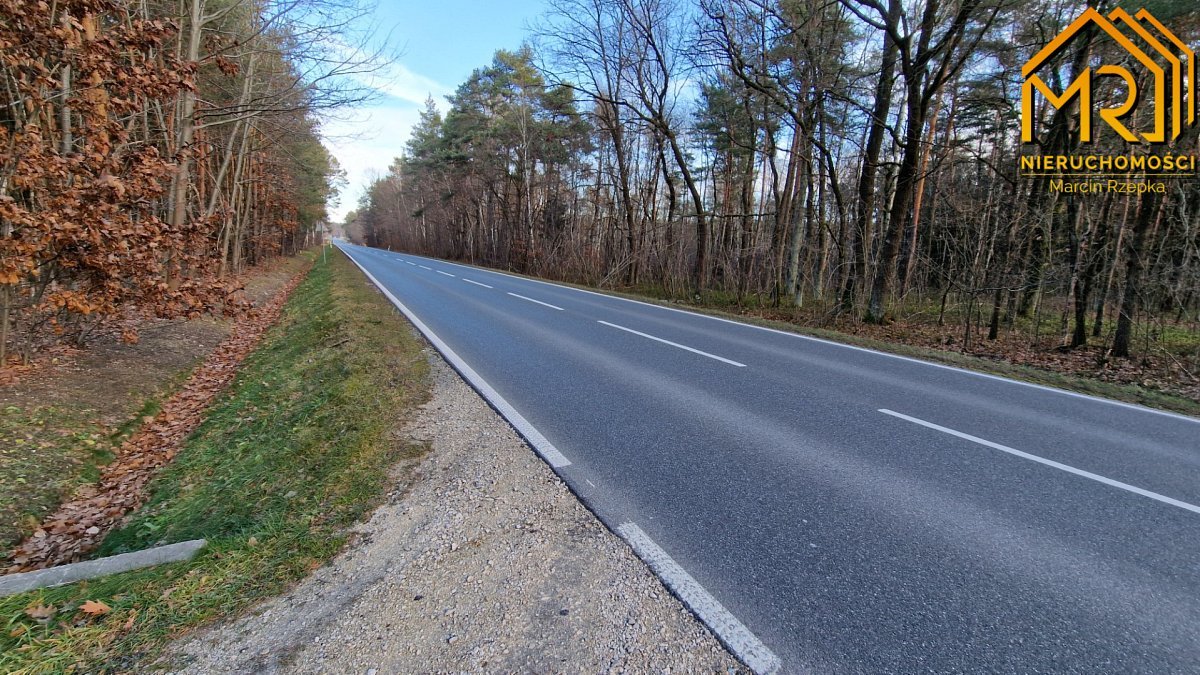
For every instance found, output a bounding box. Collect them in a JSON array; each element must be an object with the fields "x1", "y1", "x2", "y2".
[
  {"x1": 617, "y1": 523, "x2": 781, "y2": 674},
  {"x1": 418, "y1": 265, "x2": 431, "y2": 270},
  {"x1": 436, "y1": 270, "x2": 455, "y2": 277},
  {"x1": 507, "y1": 292, "x2": 564, "y2": 311},
  {"x1": 410, "y1": 253, "x2": 1198, "y2": 425},
  {"x1": 336, "y1": 245, "x2": 571, "y2": 468},
  {"x1": 462, "y1": 278, "x2": 493, "y2": 289},
  {"x1": 879, "y1": 408, "x2": 1200, "y2": 516},
  {"x1": 598, "y1": 320, "x2": 746, "y2": 367}
]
